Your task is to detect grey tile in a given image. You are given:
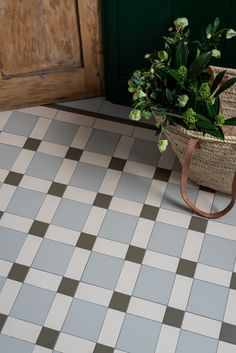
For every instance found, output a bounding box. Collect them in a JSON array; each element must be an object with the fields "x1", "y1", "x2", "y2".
[
  {"x1": 134, "y1": 265, "x2": 175, "y2": 304},
  {"x1": 62, "y1": 298, "x2": 107, "y2": 341},
  {"x1": 43, "y1": 120, "x2": 79, "y2": 146},
  {"x1": 108, "y1": 157, "x2": 126, "y2": 171},
  {"x1": 26, "y1": 152, "x2": 63, "y2": 181},
  {"x1": 109, "y1": 291, "x2": 130, "y2": 312},
  {"x1": 187, "y1": 279, "x2": 229, "y2": 320},
  {"x1": 29, "y1": 220, "x2": 49, "y2": 238},
  {"x1": 230, "y1": 273, "x2": 236, "y2": 290},
  {"x1": 99, "y1": 210, "x2": 138, "y2": 244},
  {"x1": 36, "y1": 327, "x2": 59, "y2": 349},
  {"x1": 10, "y1": 283, "x2": 55, "y2": 325},
  {"x1": 48, "y1": 182, "x2": 67, "y2": 197},
  {"x1": 61, "y1": 97, "x2": 104, "y2": 112},
  {"x1": 93, "y1": 193, "x2": 112, "y2": 209},
  {"x1": 0, "y1": 313, "x2": 7, "y2": 332},
  {"x1": 76, "y1": 233, "x2": 96, "y2": 250},
  {"x1": 6, "y1": 188, "x2": 46, "y2": 219},
  {"x1": 189, "y1": 216, "x2": 208, "y2": 233},
  {"x1": 0, "y1": 227, "x2": 27, "y2": 261},
  {"x1": 3, "y1": 111, "x2": 38, "y2": 136},
  {"x1": 52, "y1": 199, "x2": 91, "y2": 231},
  {"x1": 99, "y1": 100, "x2": 131, "y2": 119},
  {"x1": 199, "y1": 234, "x2": 236, "y2": 271},
  {"x1": 148, "y1": 222, "x2": 187, "y2": 257},
  {"x1": 176, "y1": 330, "x2": 218, "y2": 353},
  {"x1": 213, "y1": 193, "x2": 236, "y2": 226},
  {"x1": 4, "y1": 172, "x2": 23, "y2": 186},
  {"x1": 57, "y1": 277, "x2": 79, "y2": 297},
  {"x1": 69, "y1": 162, "x2": 106, "y2": 191},
  {"x1": 220, "y1": 322, "x2": 236, "y2": 345},
  {"x1": 85, "y1": 129, "x2": 120, "y2": 156},
  {"x1": 65, "y1": 147, "x2": 83, "y2": 161},
  {"x1": 0, "y1": 276, "x2": 6, "y2": 291},
  {"x1": 115, "y1": 172, "x2": 152, "y2": 203},
  {"x1": 153, "y1": 167, "x2": 171, "y2": 182},
  {"x1": 23, "y1": 137, "x2": 41, "y2": 151},
  {"x1": 125, "y1": 245, "x2": 145, "y2": 264},
  {"x1": 33, "y1": 239, "x2": 74, "y2": 276},
  {"x1": 82, "y1": 252, "x2": 123, "y2": 290},
  {"x1": 0, "y1": 334, "x2": 34, "y2": 353},
  {"x1": 163, "y1": 307, "x2": 184, "y2": 328},
  {"x1": 117, "y1": 314, "x2": 161, "y2": 353},
  {"x1": 0, "y1": 144, "x2": 21, "y2": 170},
  {"x1": 128, "y1": 138, "x2": 160, "y2": 166},
  {"x1": 93, "y1": 343, "x2": 114, "y2": 353},
  {"x1": 177, "y1": 259, "x2": 197, "y2": 278},
  {"x1": 8, "y1": 263, "x2": 29, "y2": 282},
  {"x1": 140, "y1": 204, "x2": 159, "y2": 221}
]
